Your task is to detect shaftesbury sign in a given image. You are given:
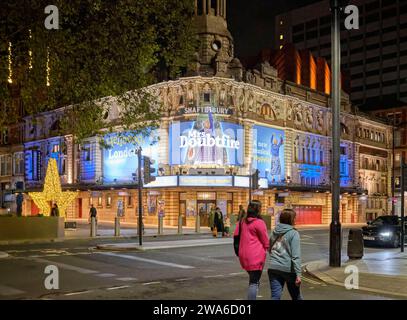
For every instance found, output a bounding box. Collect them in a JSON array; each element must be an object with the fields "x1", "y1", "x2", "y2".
[{"x1": 178, "y1": 106, "x2": 233, "y2": 115}]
